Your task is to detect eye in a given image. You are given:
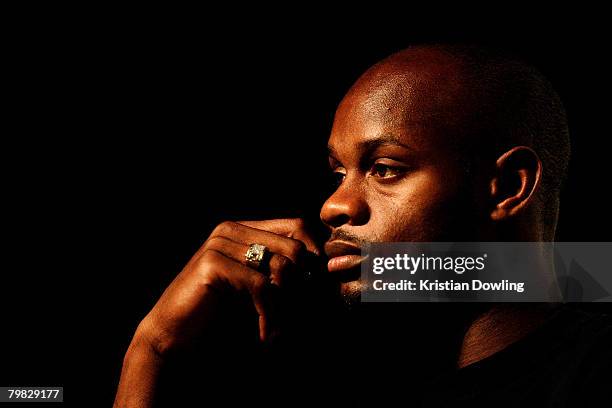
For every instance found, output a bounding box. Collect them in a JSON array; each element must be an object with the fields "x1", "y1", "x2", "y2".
[
  {"x1": 332, "y1": 170, "x2": 346, "y2": 187},
  {"x1": 369, "y1": 163, "x2": 404, "y2": 179}
]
